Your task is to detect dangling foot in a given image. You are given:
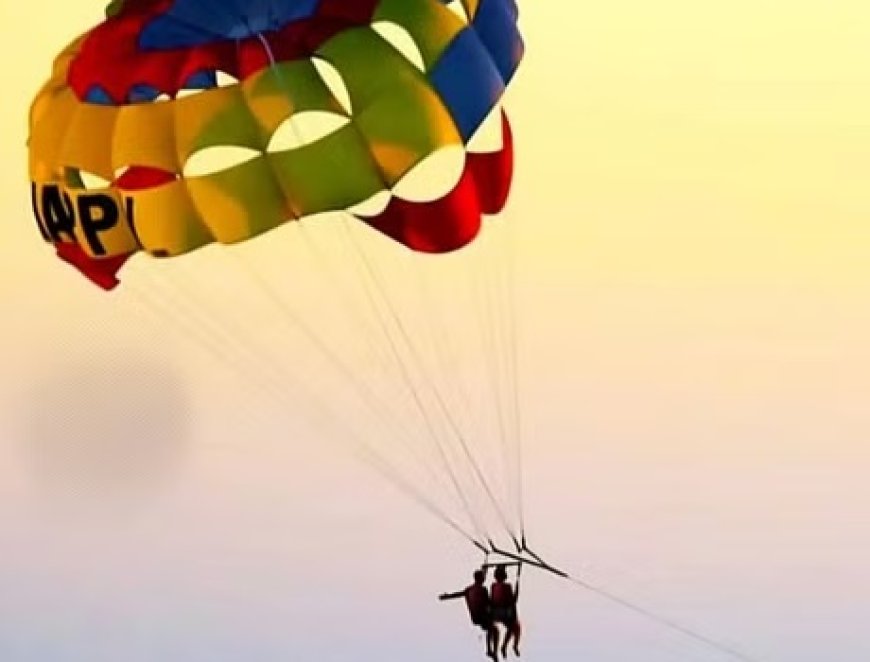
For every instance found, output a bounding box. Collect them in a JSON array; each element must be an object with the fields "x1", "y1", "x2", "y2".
[{"x1": 513, "y1": 644, "x2": 520, "y2": 657}]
